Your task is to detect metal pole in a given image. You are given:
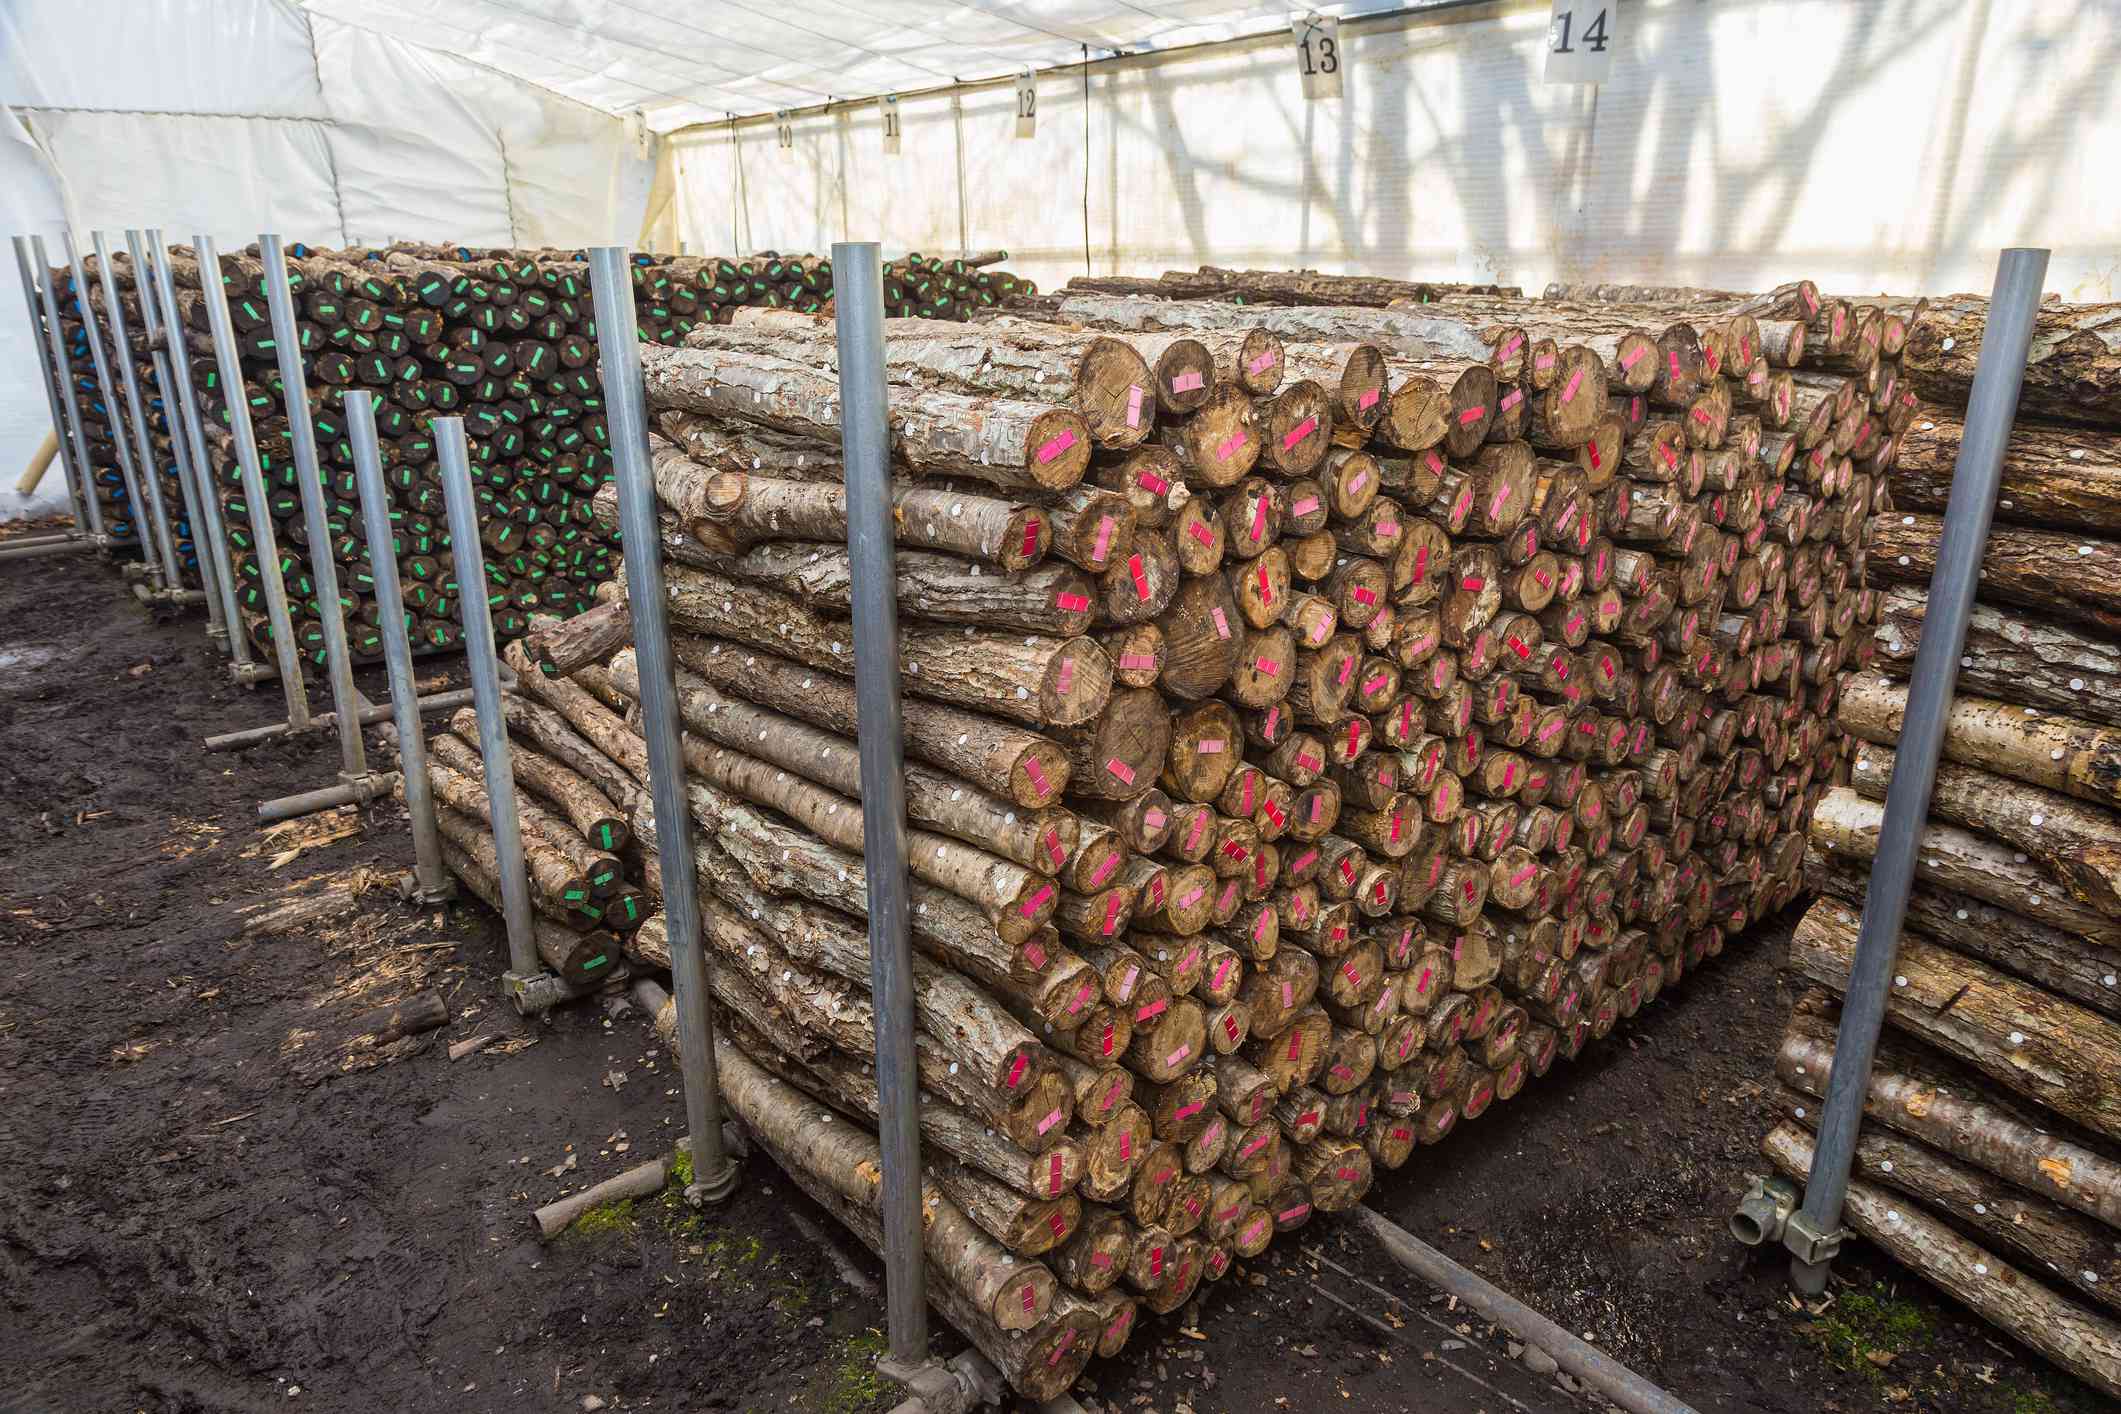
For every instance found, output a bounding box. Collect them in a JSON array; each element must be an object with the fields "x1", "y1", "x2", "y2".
[
  {"x1": 259, "y1": 234, "x2": 367, "y2": 778},
  {"x1": 832, "y1": 240, "x2": 928, "y2": 1363},
  {"x1": 91, "y1": 230, "x2": 183, "y2": 589},
  {"x1": 63, "y1": 231, "x2": 154, "y2": 572},
  {"x1": 10, "y1": 237, "x2": 96, "y2": 540},
  {"x1": 140, "y1": 228, "x2": 240, "y2": 652},
  {"x1": 590, "y1": 248, "x2": 740, "y2": 1204},
  {"x1": 196, "y1": 234, "x2": 310, "y2": 724},
  {"x1": 27, "y1": 236, "x2": 105, "y2": 542},
  {"x1": 203, "y1": 687, "x2": 478, "y2": 753},
  {"x1": 127, "y1": 229, "x2": 223, "y2": 631},
  {"x1": 435, "y1": 416, "x2": 543, "y2": 990},
  {"x1": 1784, "y1": 247, "x2": 2051, "y2": 1295},
  {"x1": 347, "y1": 391, "x2": 453, "y2": 903}
]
